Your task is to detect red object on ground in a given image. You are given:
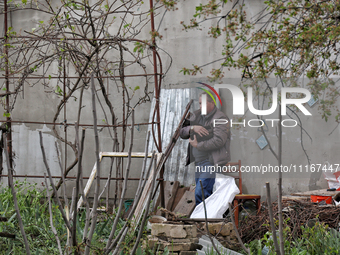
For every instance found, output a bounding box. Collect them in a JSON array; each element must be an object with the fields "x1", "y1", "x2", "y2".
[{"x1": 310, "y1": 195, "x2": 332, "y2": 204}]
